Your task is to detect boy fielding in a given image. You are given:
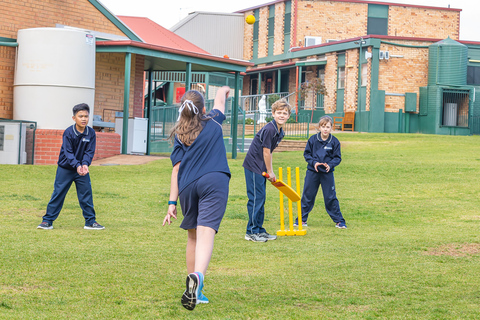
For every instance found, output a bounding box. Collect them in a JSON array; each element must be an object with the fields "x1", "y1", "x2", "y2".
[
  {"x1": 243, "y1": 99, "x2": 292, "y2": 242},
  {"x1": 296, "y1": 115, "x2": 347, "y2": 229},
  {"x1": 37, "y1": 103, "x2": 104, "y2": 230}
]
